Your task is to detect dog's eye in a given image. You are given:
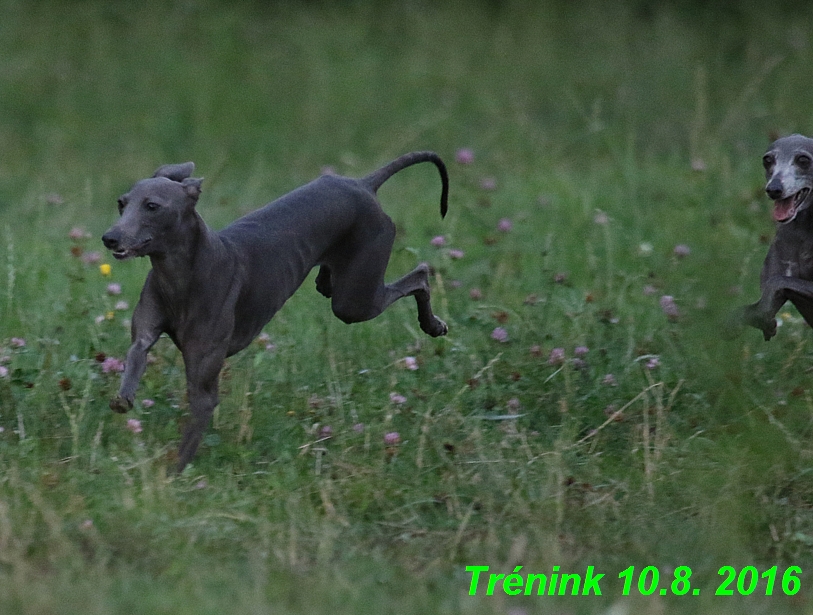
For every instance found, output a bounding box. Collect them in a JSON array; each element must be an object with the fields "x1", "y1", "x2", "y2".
[
  {"x1": 796, "y1": 154, "x2": 812, "y2": 169},
  {"x1": 762, "y1": 155, "x2": 775, "y2": 170},
  {"x1": 144, "y1": 201, "x2": 160, "y2": 212},
  {"x1": 117, "y1": 199, "x2": 125, "y2": 214}
]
